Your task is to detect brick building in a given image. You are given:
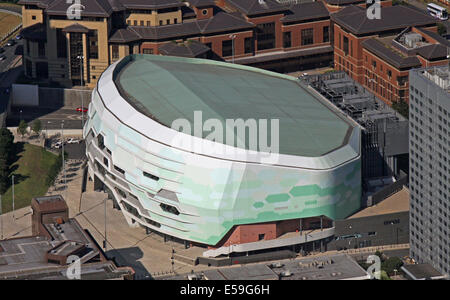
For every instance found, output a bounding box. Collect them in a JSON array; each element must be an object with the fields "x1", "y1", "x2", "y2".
[
  {"x1": 331, "y1": 5, "x2": 448, "y2": 105},
  {"x1": 19, "y1": 0, "x2": 336, "y2": 87}
]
